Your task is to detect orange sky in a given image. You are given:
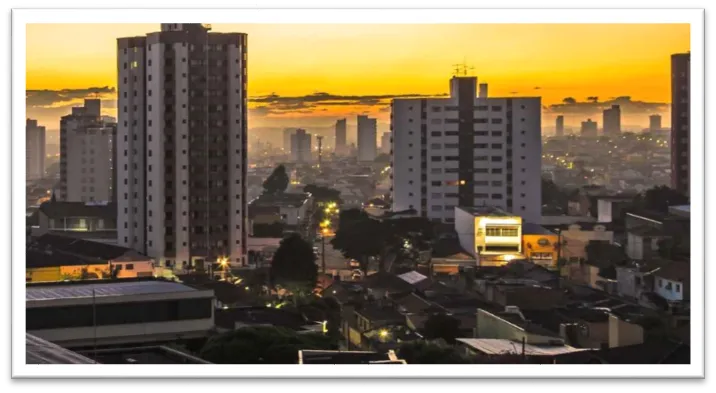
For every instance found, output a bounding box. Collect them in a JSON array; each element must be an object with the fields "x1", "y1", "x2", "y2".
[{"x1": 26, "y1": 23, "x2": 690, "y2": 132}]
